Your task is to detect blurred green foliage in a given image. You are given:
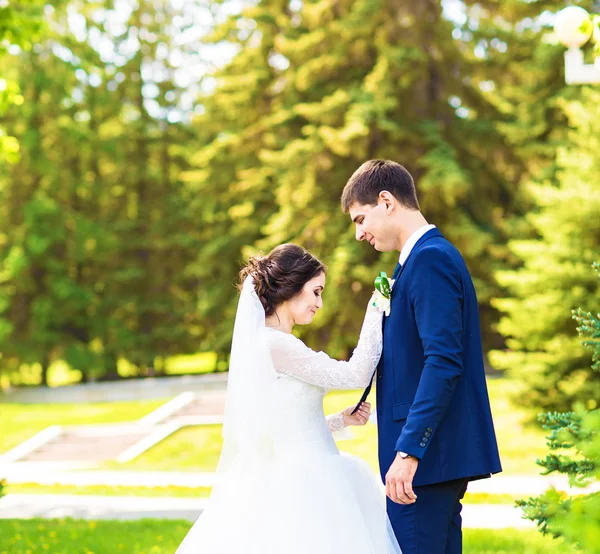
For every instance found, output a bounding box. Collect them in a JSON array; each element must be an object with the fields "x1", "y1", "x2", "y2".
[
  {"x1": 0, "y1": 2, "x2": 46, "y2": 164},
  {"x1": 518, "y1": 263, "x2": 600, "y2": 551},
  {"x1": 0, "y1": 1, "x2": 206, "y2": 385},
  {"x1": 492, "y1": 88, "x2": 600, "y2": 413},
  {"x1": 0, "y1": 0, "x2": 596, "y2": 390},
  {"x1": 188, "y1": 0, "x2": 541, "y2": 361}
]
